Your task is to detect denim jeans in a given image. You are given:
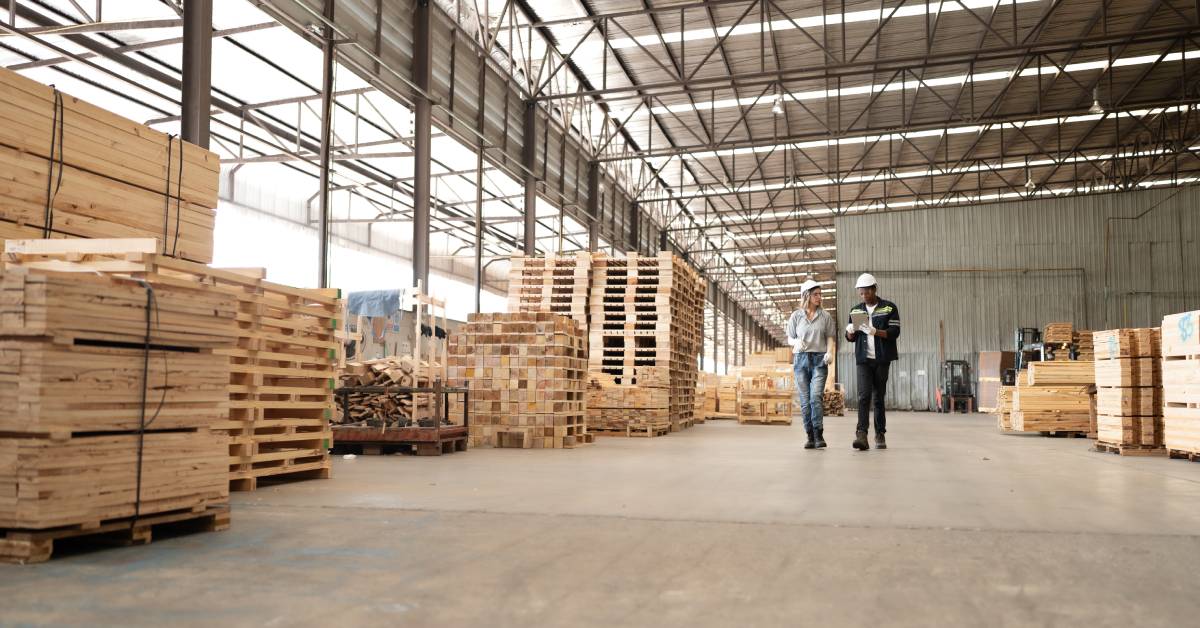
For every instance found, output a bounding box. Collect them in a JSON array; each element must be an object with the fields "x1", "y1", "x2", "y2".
[{"x1": 793, "y1": 352, "x2": 828, "y2": 433}]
